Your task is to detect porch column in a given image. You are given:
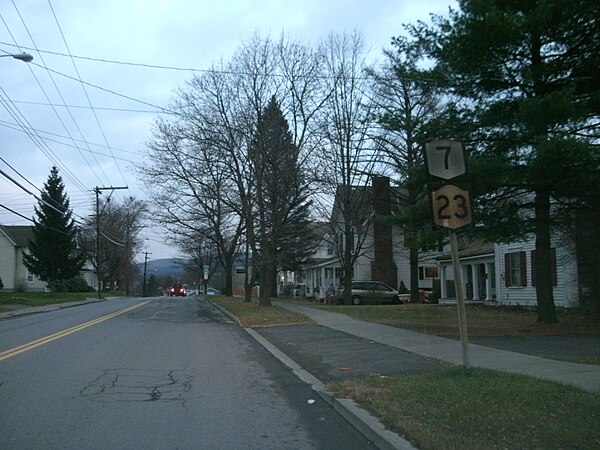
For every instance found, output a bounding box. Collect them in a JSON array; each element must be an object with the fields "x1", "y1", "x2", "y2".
[
  {"x1": 471, "y1": 264, "x2": 480, "y2": 301},
  {"x1": 485, "y1": 263, "x2": 493, "y2": 301},
  {"x1": 440, "y1": 265, "x2": 447, "y2": 298},
  {"x1": 462, "y1": 265, "x2": 469, "y2": 300}
]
